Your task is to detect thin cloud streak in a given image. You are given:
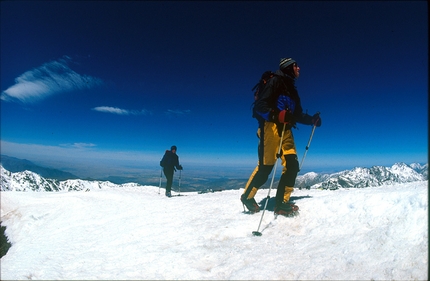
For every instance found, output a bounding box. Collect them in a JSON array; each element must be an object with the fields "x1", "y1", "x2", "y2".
[
  {"x1": 92, "y1": 106, "x2": 151, "y2": 116},
  {"x1": 165, "y1": 109, "x2": 191, "y2": 116},
  {"x1": 1, "y1": 56, "x2": 103, "y2": 103},
  {"x1": 59, "y1": 143, "x2": 97, "y2": 149}
]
